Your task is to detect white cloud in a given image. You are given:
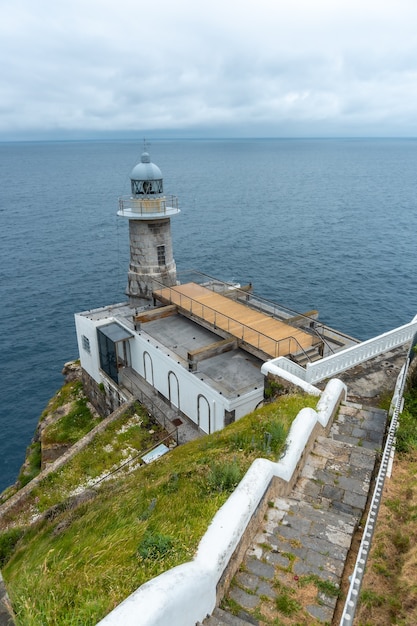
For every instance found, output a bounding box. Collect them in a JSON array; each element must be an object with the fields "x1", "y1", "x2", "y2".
[{"x1": 1, "y1": 0, "x2": 417, "y2": 137}]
